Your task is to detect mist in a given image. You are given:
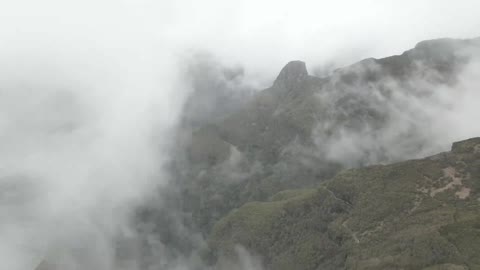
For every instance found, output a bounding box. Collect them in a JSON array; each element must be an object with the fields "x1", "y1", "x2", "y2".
[
  {"x1": 0, "y1": 0, "x2": 479, "y2": 269},
  {"x1": 314, "y1": 50, "x2": 480, "y2": 167}
]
